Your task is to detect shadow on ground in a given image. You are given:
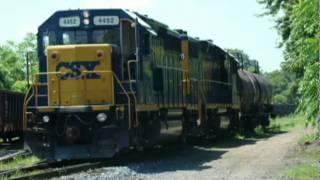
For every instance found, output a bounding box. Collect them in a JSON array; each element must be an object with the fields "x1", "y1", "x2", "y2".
[
  {"x1": 212, "y1": 130, "x2": 287, "y2": 149},
  {"x1": 122, "y1": 129, "x2": 288, "y2": 174},
  {"x1": 122, "y1": 145, "x2": 226, "y2": 173}
]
